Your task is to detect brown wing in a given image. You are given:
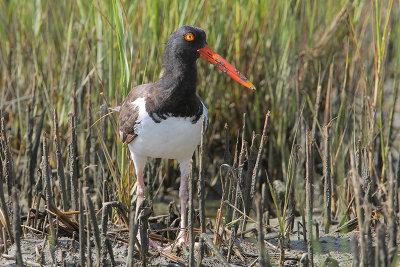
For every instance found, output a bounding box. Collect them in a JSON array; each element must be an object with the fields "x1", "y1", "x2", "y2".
[
  {"x1": 118, "y1": 105, "x2": 138, "y2": 144},
  {"x1": 118, "y1": 84, "x2": 151, "y2": 144},
  {"x1": 118, "y1": 82, "x2": 204, "y2": 143}
]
